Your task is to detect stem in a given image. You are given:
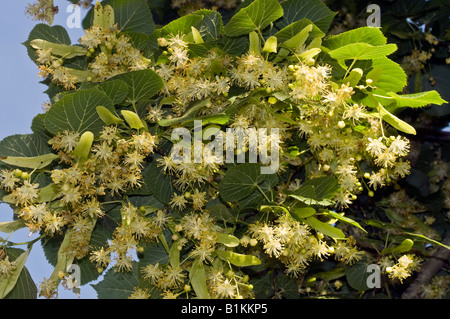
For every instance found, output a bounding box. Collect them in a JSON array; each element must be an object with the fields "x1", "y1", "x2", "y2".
[
  {"x1": 131, "y1": 101, "x2": 138, "y2": 114},
  {"x1": 5, "y1": 234, "x2": 44, "y2": 248},
  {"x1": 344, "y1": 59, "x2": 357, "y2": 79},
  {"x1": 257, "y1": 28, "x2": 264, "y2": 44},
  {"x1": 255, "y1": 184, "x2": 271, "y2": 203},
  {"x1": 379, "y1": 117, "x2": 386, "y2": 139}
]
